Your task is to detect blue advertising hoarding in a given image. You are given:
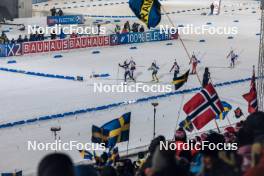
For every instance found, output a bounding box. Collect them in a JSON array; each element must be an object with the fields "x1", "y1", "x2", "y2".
[
  {"x1": 47, "y1": 15, "x2": 84, "y2": 26},
  {"x1": 110, "y1": 30, "x2": 176, "y2": 45},
  {"x1": 145, "y1": 30, "x2": 171, "y2": 42},
  {"x1": 0, "y1": 44, "x2": 7, "y2": 57},
  {"x1": 32, "y1": 0, "x2": 48, "y2": 4},
  {"x1": 0, "y1": 30, "x2": 178, "y2": 57},
  {"x1": 5, "y1": 44, "x2": 22, "y2": 57}
]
